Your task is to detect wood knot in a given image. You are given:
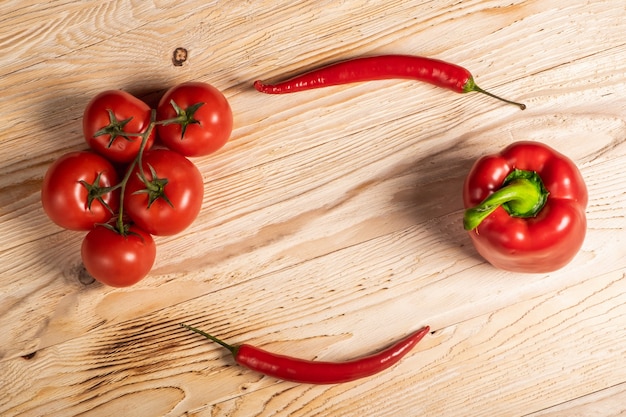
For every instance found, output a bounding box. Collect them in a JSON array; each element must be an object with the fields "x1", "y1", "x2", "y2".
[
  {"x1": 172, "y1": 47, "x2": 188, "y2": 67},
  {"x1": 68, "y1": 262, "x2": 96, "y2": 285}
]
